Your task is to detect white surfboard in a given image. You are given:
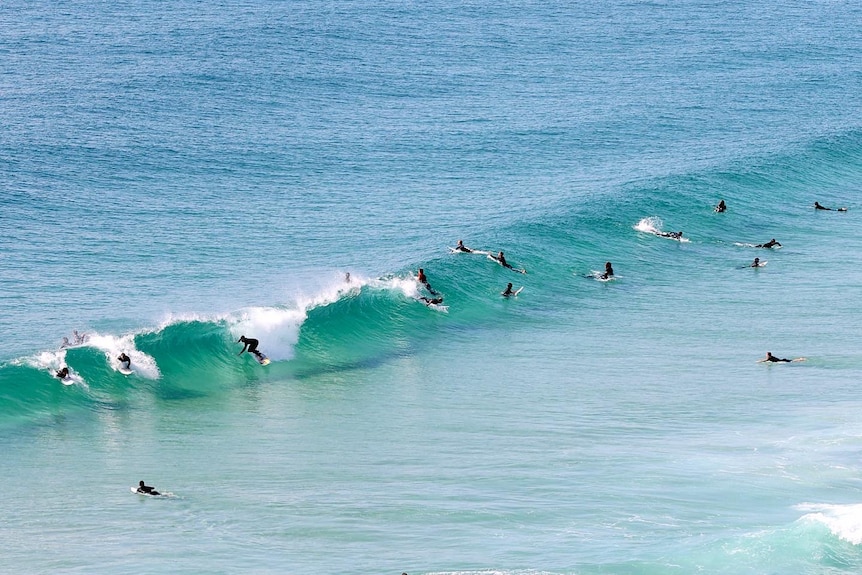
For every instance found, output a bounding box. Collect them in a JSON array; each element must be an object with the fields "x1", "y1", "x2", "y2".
[{"x1": 118, "y1": 366, "x2": 133, "y2": 376}]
